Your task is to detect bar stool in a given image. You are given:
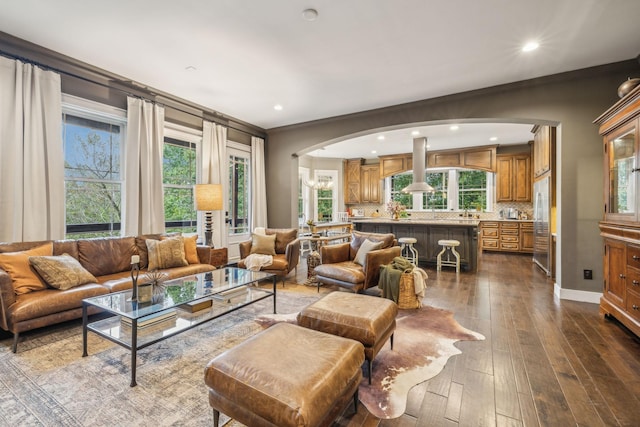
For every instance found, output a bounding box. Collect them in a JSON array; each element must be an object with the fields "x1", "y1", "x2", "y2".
[
  {"x1": 398, "y1": 237, "x2": 418, "y2": 265},
  {"x1": 437, "y1": 239, "x2": 461, "y2": 272}
]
